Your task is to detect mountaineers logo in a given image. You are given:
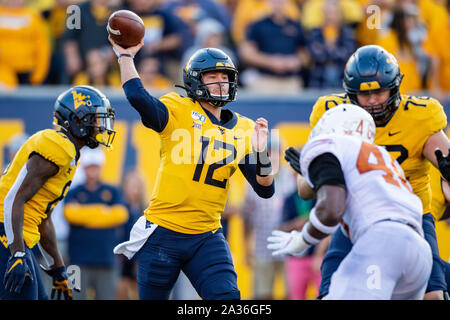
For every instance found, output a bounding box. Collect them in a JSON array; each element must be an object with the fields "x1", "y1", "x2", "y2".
[
  {"x1": 72, "y1": 91, "x2": 91, "y2": 109},
  {"x1": 0, "y1": 234, "x2": 8, "y2": 248}
]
